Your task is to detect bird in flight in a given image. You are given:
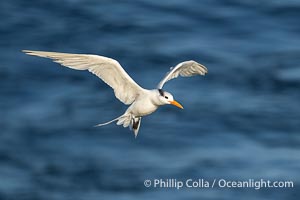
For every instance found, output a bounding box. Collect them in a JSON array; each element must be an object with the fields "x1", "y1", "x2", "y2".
[{"x1": 23, "y1": 50, "x2": 208, "y2": 137}]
